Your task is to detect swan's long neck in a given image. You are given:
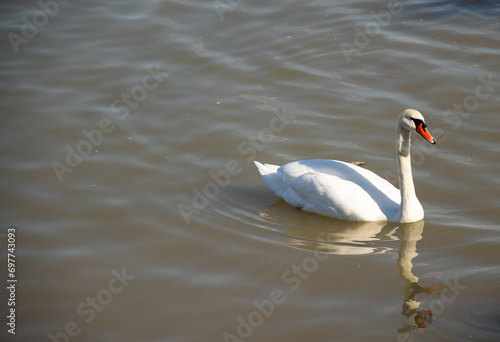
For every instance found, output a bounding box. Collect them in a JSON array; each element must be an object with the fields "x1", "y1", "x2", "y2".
[{"x1": 396, "y1": 126, "x2": 423, "y2": 222}]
